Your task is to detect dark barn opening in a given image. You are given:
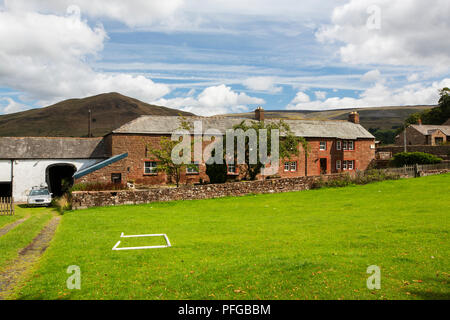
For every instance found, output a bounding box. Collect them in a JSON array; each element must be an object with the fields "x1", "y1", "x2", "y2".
[
  {"x1": 0, "y1": 182, "x2": 12, "y2": 197},
  {"x1": 46, "y1": 164, "x2": 76, "y2": 197}
]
